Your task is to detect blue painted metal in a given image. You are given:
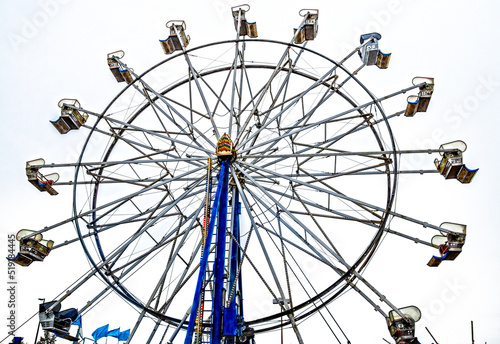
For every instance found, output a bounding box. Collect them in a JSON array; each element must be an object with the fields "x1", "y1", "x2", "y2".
[
  {"x1": 184, "y1": 161, "x2": 228, "y2": 344},
  {"x1": 237, "y1": 200, "x2": 244, "y2": 319},
  {"x1": 211, "y1": 159, "x2": 230, "y2": 344},
  {"x1": 223, "y1": 190, "x2": 240, "y2": 340}
]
